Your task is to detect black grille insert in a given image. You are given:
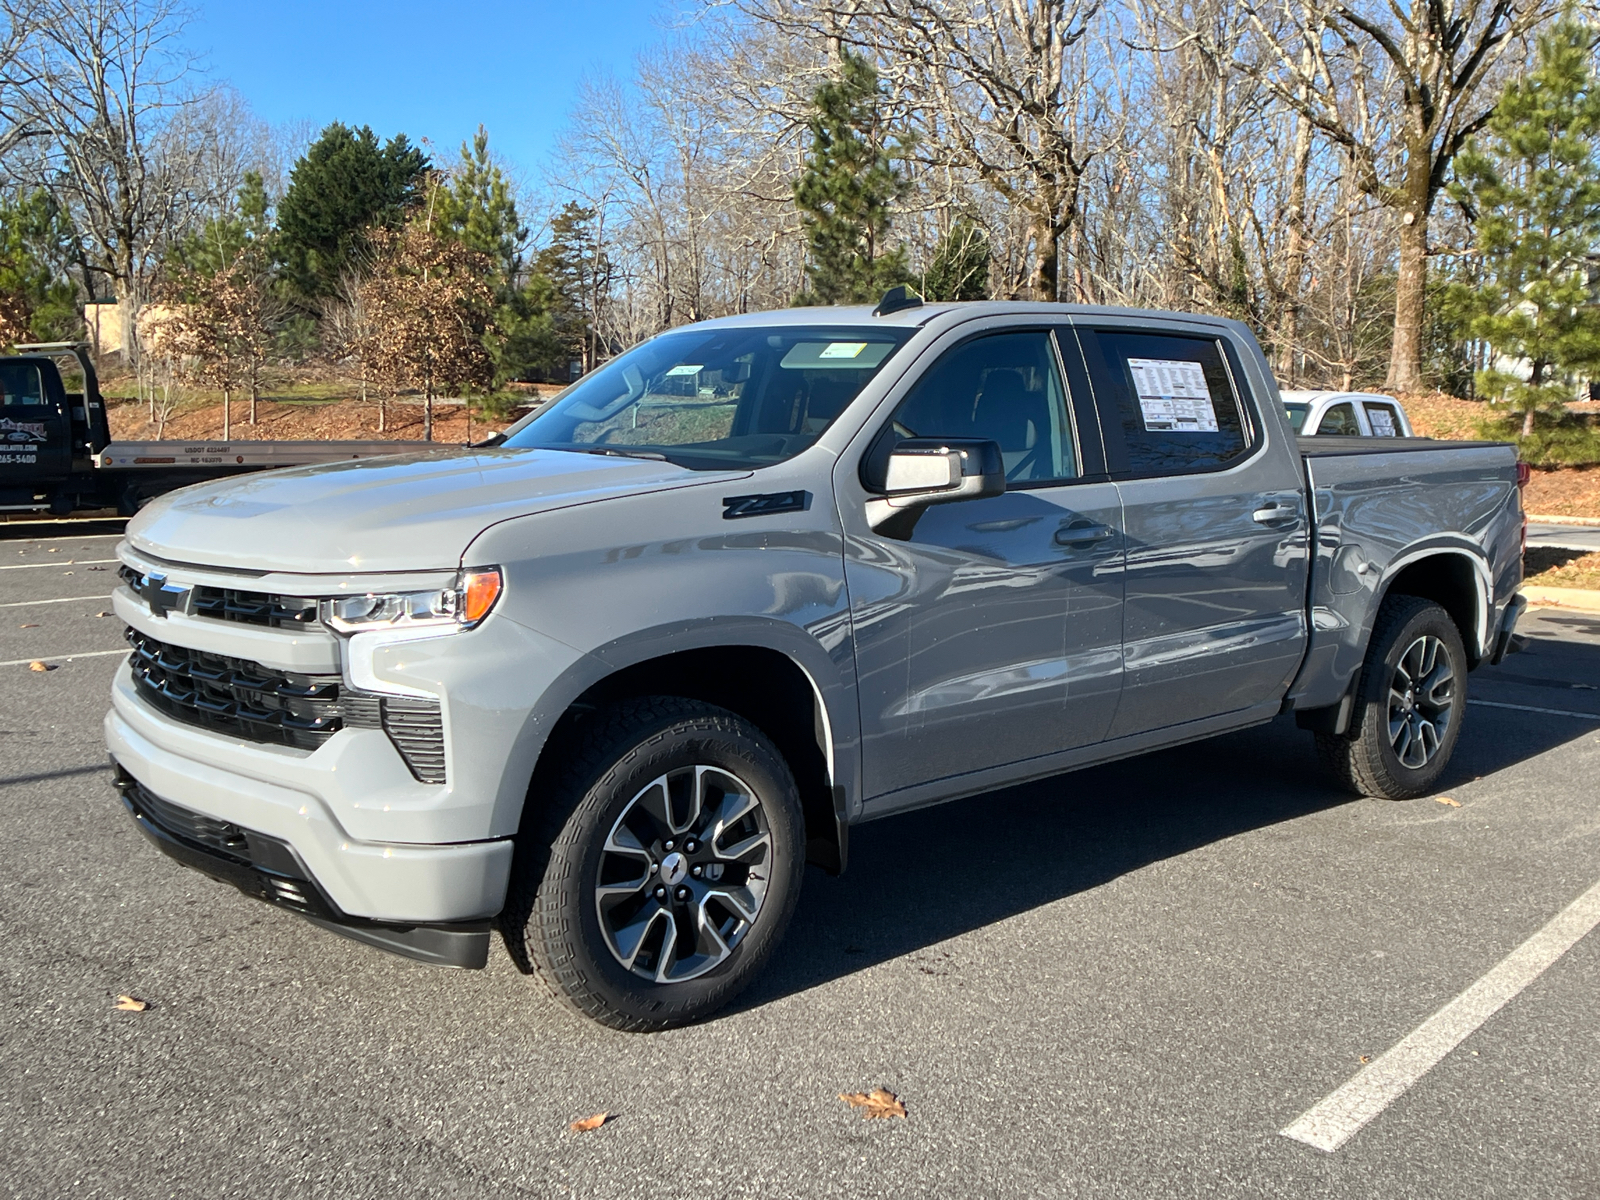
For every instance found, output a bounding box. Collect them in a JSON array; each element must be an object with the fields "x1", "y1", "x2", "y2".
[
  {"x1": 126, "y1": 627, "x2": 342, "y2": 750},
  {"x1": 118, "y1": 566, "x2": 320, "y2": 629},
  {"x1": 125, "y1": 628, "x2": 447, "y2": 780}
]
